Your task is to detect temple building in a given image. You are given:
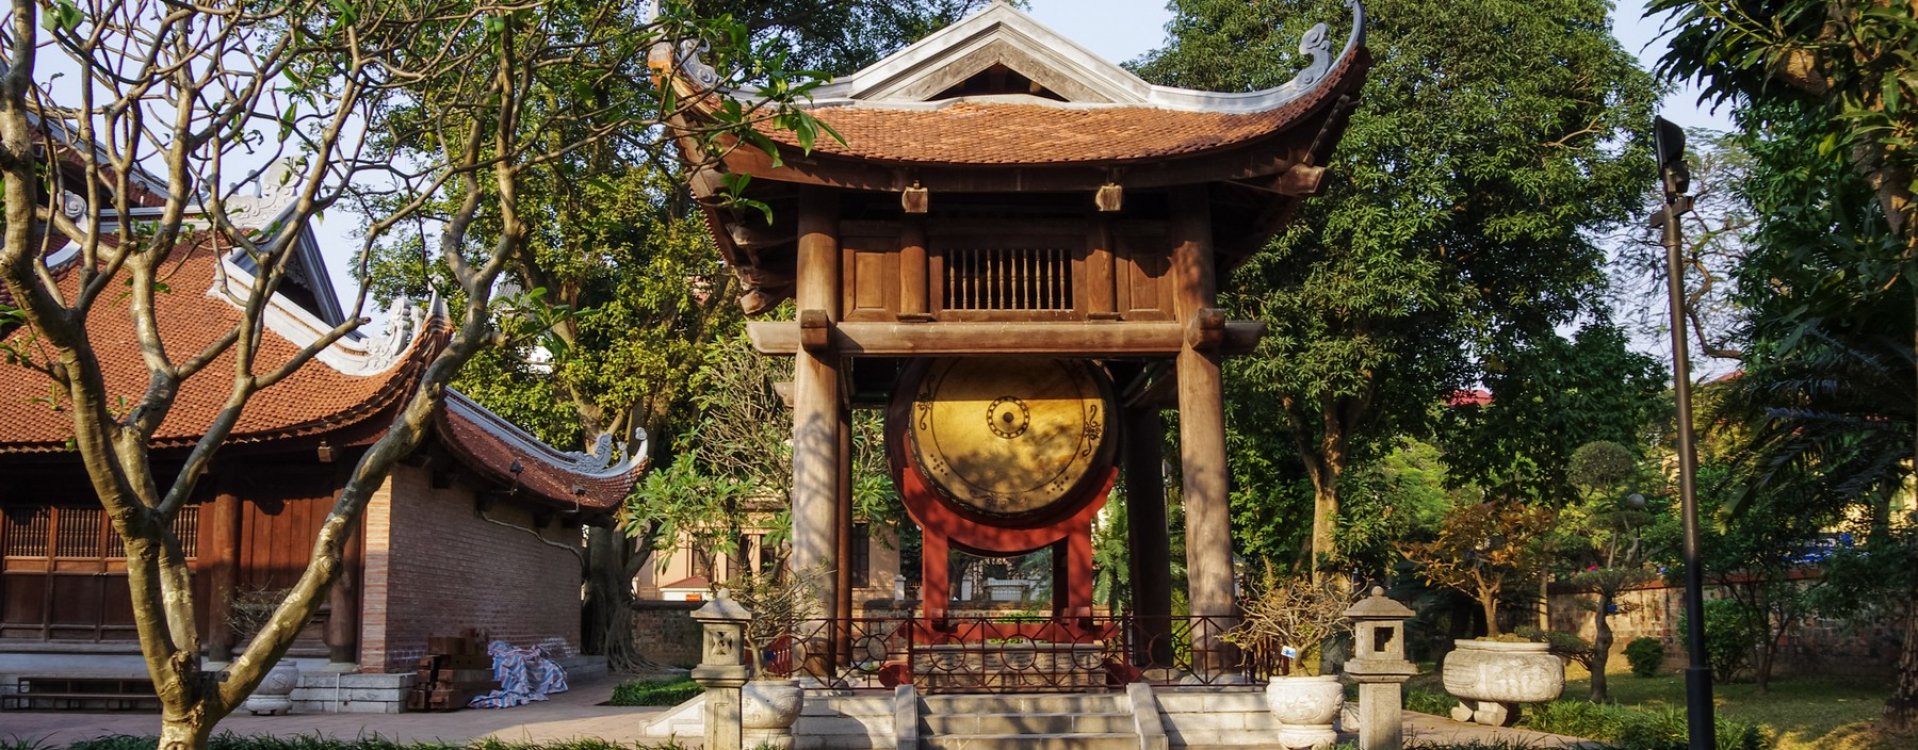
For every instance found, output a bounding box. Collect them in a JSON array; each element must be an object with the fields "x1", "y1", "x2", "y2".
[{"x1": 0, "y1": 134, "x2": 644, "y2": 707}]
